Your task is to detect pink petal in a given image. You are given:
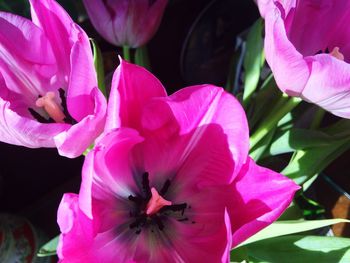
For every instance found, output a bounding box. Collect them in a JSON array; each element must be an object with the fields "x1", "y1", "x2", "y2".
[
  {"x1": 0, "y1": 96, "x2": 69, "y2": 148},
  {"x1": 301, "y1": 55, "x2": 350, "y2": 118},
  {"x1": 79, "y1": 128, "x2": 144, "y2": 218},
  {"x1": 106, "y1": 59, "x2": 166, "y2": 131},
  {"x1": 163, "y1": 198, "x2": 232, "y2": 262},
  {"x1": 67, "y1": 24, "x2": 98, "y2": 121},
  {"x1": 54, "y1": 87, "x2": 106, "y2": 158},
  {"x1": 264, "y1": 3, "x2": 311, "y2": 96},
  {"x1": 0, "y1": 11, "x2": 57, "y2": 99},
  {"x1": 29, "y1": 0, "x2": 75, "y2": 77},
  {"x1": 141, "y1": 85, "x2": 249, "y2": 183},
  {"x1": 57, "y1": 193, "x2": 97, "y2": 263},
  {"x1": 227, "y1": 158, "x2": 300, "y2": 247}
]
